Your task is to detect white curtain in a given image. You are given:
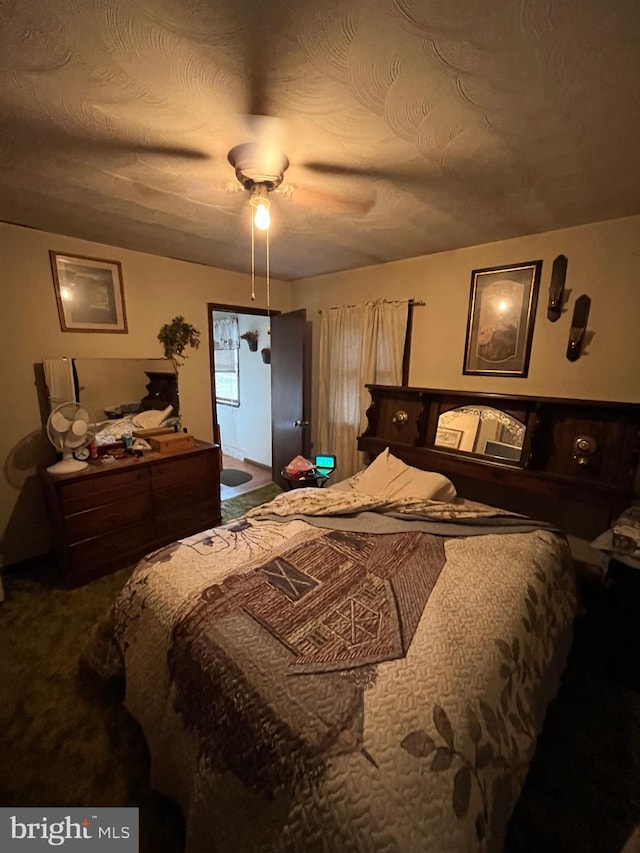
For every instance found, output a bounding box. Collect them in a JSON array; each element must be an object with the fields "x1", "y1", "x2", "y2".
[
  {"x1": 318, "y1": 299, "x2": 408, "y2": 480},
  {"x1": 213, "y1": 317, "x2": 239, "y2": 351}
]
